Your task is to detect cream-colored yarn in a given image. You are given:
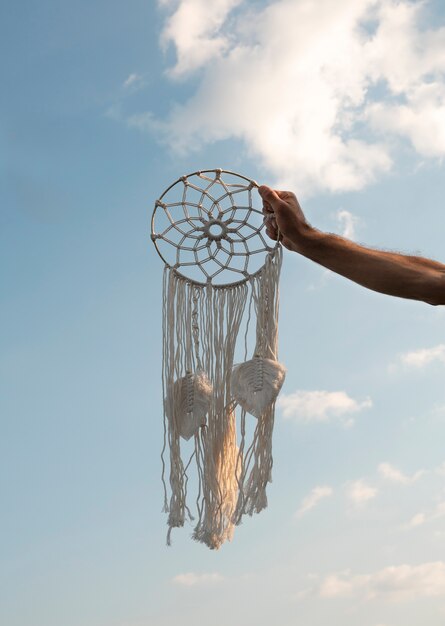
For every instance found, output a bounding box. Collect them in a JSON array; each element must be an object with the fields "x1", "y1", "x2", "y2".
[{"x1": 153, "y1": 169, "x2": 286, "y2": 549}]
